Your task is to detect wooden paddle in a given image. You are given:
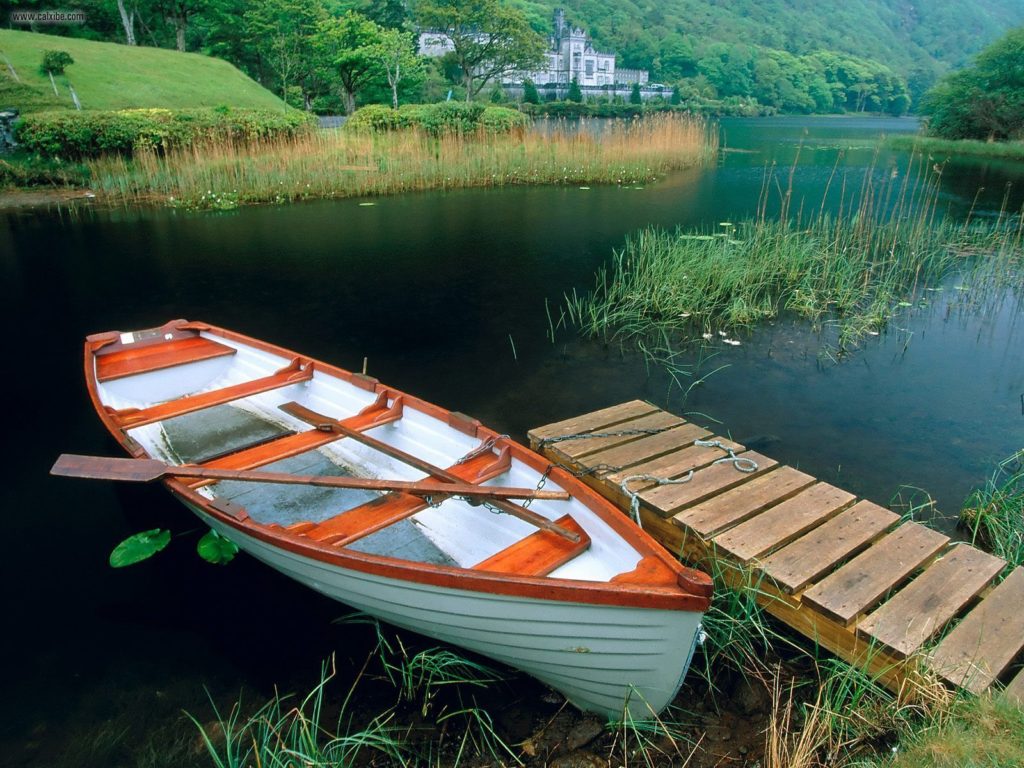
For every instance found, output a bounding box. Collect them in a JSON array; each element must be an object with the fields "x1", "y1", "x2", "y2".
[
  {"x1": 278, "y1": 401, "x2": 581, "y2": 543},
  {"x1": 50, "y1": 454, "x2": 570, "y2": 502}
]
